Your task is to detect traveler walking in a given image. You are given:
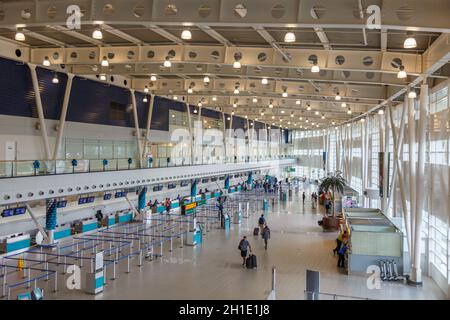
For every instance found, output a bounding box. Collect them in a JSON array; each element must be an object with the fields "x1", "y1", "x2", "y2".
[
  {"x1": 302, "y1": 192, "x2": 306, "y2": 205},
  {"x1": 262, "y1": 225, "x2": 271, "y2": 250},
  {"x1": 238, "y1": 236, "x2": 252, "y2": 267},
  {"x1": 337, "y1": 239, "x2": 348, "y2": 268},
  {"x1": 258, "y1": 214, "x2": 266, "y2": 233}
]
